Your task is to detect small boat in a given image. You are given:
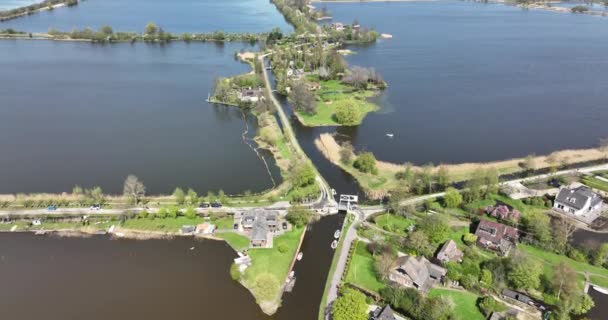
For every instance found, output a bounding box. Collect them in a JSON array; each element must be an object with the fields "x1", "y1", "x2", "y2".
[
  {"x1": 380, "y1": 33, "x2": 393, "y2": 39},
  {"x1": 593, "y1": 286, "x2": 608, "y2": 295},
  {"x1": 289, "y1": 271, "x2": 295, "y2": 278},
  {"x1": 190, "y1": 247, "x2": 196, "y2": 251},
  {"x1": 386, "y1": 133, "x2": 394, "y2": 138},
  {"x1": 334, "y1": 230, "x2": 341, "y2": 239},
  {"x1": 296, "y1": 252, "x2": 303, "y2": 261},
  {"x1": 331, "y1": 240, "x2": 338, "y2": 249},
  {"x1": 9, "y1": 225, "x2": 17, "y2": 232}
]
